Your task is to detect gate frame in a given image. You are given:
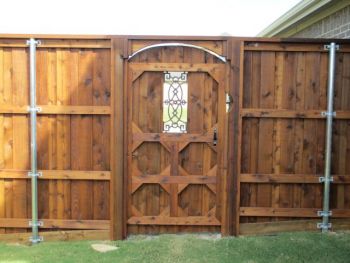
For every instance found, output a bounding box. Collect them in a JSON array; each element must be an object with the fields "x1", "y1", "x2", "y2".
[{"x1": 110, "y1": 36, "x2": 236, "y2": 239}]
